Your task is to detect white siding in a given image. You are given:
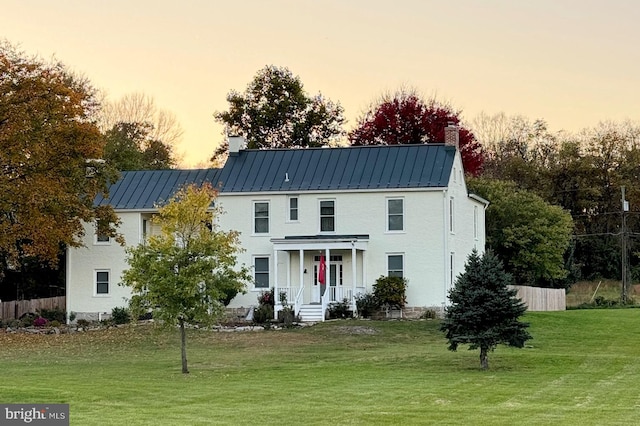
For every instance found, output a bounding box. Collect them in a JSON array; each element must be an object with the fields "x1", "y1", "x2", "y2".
[
  {"x1": 66, "y1": 212, "x2": 142, "y2": 319},
  {"x1": 217, "y1": 188, "x2": 451, "y2": 309}
]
